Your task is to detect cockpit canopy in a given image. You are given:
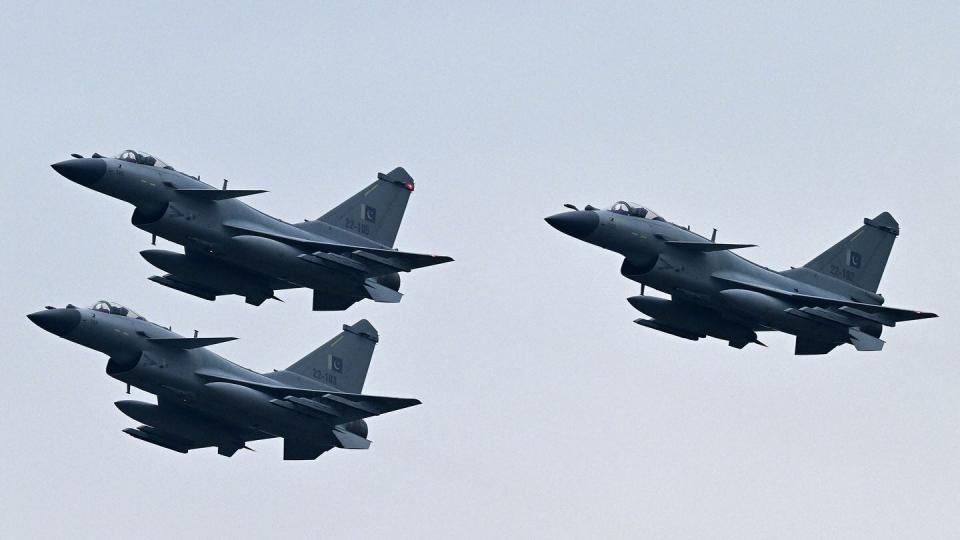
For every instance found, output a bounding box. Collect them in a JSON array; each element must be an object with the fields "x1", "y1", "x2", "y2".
[
  {"x1": 89, "y1": 300, "x2": 145, "y2": 320},
  {"x1": 114, "y1": 150, "x2": 175, "y2": 170},
  {"x1": 608, "y1": 201, "x2": 665, "y2": 221}
]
